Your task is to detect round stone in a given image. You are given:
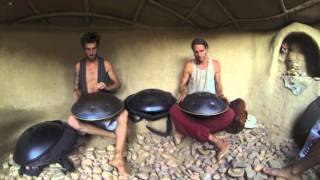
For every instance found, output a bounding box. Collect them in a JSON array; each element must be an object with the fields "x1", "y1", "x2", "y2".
[{"x1": 227, "y1": 168, "x2": 245, "y2": 178}]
